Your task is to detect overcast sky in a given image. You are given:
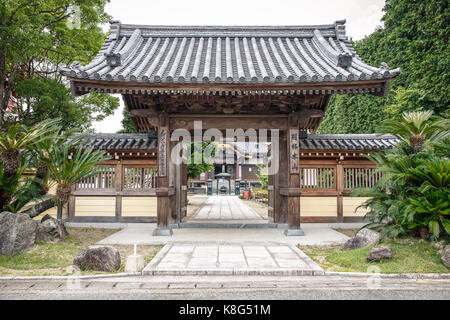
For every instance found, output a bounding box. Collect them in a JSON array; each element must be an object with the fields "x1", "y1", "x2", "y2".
[{"x1": 92, "y1": 0, "x2": 386, "y2": 133}]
